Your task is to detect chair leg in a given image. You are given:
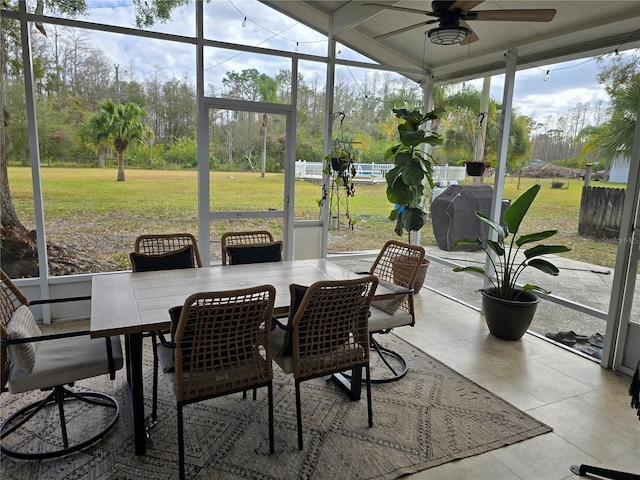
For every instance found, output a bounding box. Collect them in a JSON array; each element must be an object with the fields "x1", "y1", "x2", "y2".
[
  {"x1": 295, "y1": 380, "x2": 303, "y2": 450},
  {"x1": 55, "y1": 387, "x2": 70, "y2": 449},
  {"x1": 0, "y1": 385, "x2": 119, "y2": 460},
  {"x1": 177, "y1": 404, "x2": 185, "y2": 480},
  {"x1": 570, "y1": 464, "x2": 639, "y2": 480},
  {"x1": 241, "y1": 388, "x2": 257, "y2": 400},
  {"x1": 268, "y1": 381, "x2": 274, "y2": 454},
  {"x1": 151, "y1": 332, "x2": 159, "y2": 426},
  {"x1": 370, "y1": 334, "x2": 408, "y2": 383},
  {"x1": 365, "y1": 363, "x2": 373, "y2": 428}
]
